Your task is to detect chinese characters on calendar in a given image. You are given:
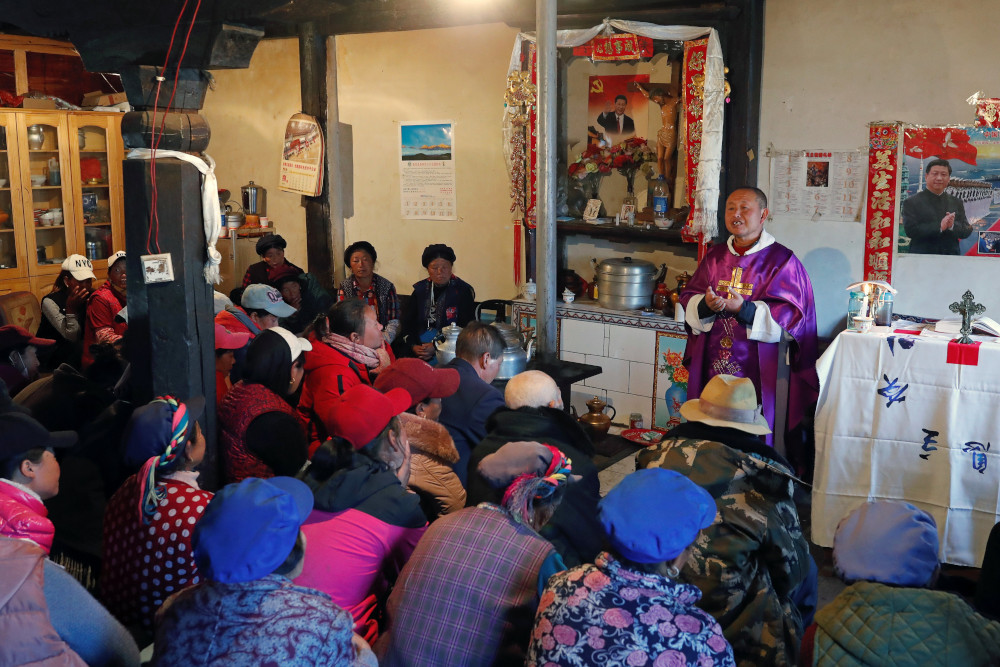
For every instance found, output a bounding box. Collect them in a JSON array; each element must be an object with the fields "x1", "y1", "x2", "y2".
[
  {"x1": 399, "y1": 121, "x2": 457, "y2": 220},
  {"x1": 769, "y1": 149, "x2": 866, "y2": 222},
  {"x1": 279, "y1": 113, "x2": 324, "y2": 197}
]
